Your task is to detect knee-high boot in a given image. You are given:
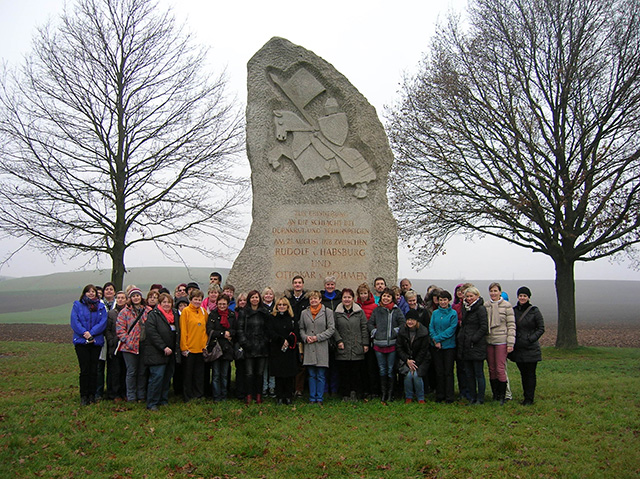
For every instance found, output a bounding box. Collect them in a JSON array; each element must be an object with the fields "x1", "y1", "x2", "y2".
[
  {"x1": 380, "y1": 376, "x2": 388, "y2": 403},
  {"x1": 490, "y1": 379, "x2": 499, "y2": 400},
  {"x1": 498, "y1": 381, "x2": 507, "y2": 405}
]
